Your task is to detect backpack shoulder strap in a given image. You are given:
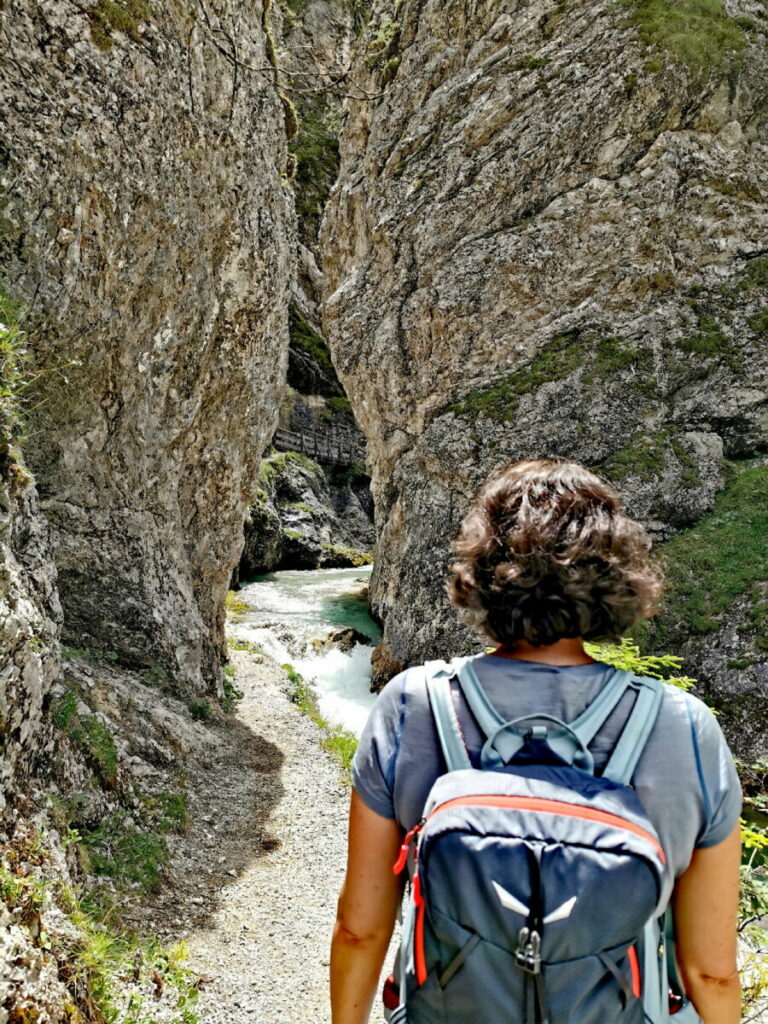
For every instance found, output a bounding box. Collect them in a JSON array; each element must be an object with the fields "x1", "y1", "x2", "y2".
[
  {"x1": 602, "y1": 675, "x2": 664, "y2": 785},
  {"x1": 424, "y1": 660, "x2": 472, "y2": 772}
]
